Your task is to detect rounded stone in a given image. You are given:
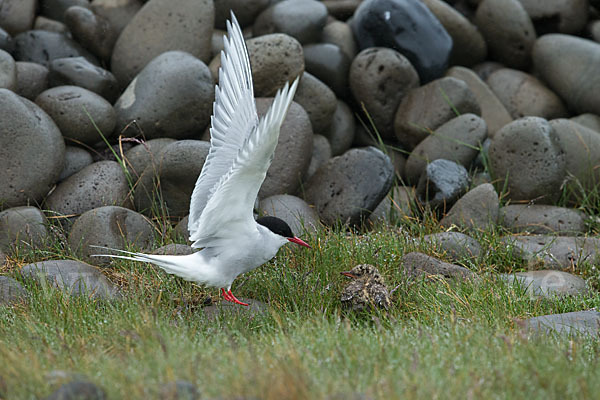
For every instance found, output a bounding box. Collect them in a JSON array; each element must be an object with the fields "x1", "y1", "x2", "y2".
[
  {"x1": 246, "y1": 33, "x2": 305, "y2": 97},
  {"x1": 213, "y1": 0, "x2": 270, "y2": 29},
  {"x1": 68, "y1": 206, "x2": 154, "y2": 264},
  {"x1": 304, "y1": 147, "x2": 394, "y2": 225},
  {"x1": 324, "y1": 100, "x2": 355, "y2": 156},
  {"x1": 114, "y1": 51, "x2": 214, "y2": 140},
  {"x1": 439, "y1": 183, "x2": 500, "y2": 231},
  {"x1": 48, "y1": 57, "x2": 119, "y2": 103},
  {"x1": 253, "y1": 0, "x2": 328, "y2": 44},
  {"x1": 64, "y1": 5, "x2": 118, "y2": 62},
  {"x1": 518, "y1": 0, "x2": 588, "y2": 35},
  {"x1": 400, "y1": 252, "x2": 475, "y2": 280},
  {"x1": 394, "y1": 77, "x2": 481, "y2": 150},
  {"x1": 45, "y1": 161, "x2": 133, "y2": 216},
  {"x1": 423, "y1": 231, "x2": 483, "y2": 263},
  {"x1": 123, "y1": 138, "x2": 176, "y2": 178},
  {"x1": 13, "y1": 30, "x2": 99, "y2": 68},
  {"x1": 36, "y1": 85, "x2": 116, "y2": 145},
  {"x1": 422, "y1": 0, "x2": 487, "y2": 67},
  {"x1": 368, "y1": 186, "x2": 415, "y2": 224},
  {"x1": 570, "y1": 114, "x2": 600, "y2": 133},
  {"x1": 110, "y1": 0, "x2": 214, "y2": 85},
  {"x1": 258, "y1": 194, "x2": 320, "y2": 235},
  {"x1": 321, "y1": 21, "x2": 357, "y2": 60},
  {"x1": 0, "y1": 0, "x2": 36, "y2": 35},
  {"x1": 505, "y1": 270, "x2": 588, "y2": 298},
  {"x1": 0, "y1": 206, "x2": 49, "y2": 253},
  {"x1": 499, "y1": 204, "x2": 586, "y2": 235},
  {"x1": 416, "y1": 159, "x2": 470, "y2": 209},
  {"x1": 294, "y1": 72, "x2": 337, "y2": 134},
  {"x1": 405, "y1": 114, "x2": 487, "y2": 184},
  {"x1": 350, "y1": 47, "x2": 420, "y2": 140},
  {"x1": 533, "y1": 34, "x2": 600, "y2": 115},
  {"x1": 487, "y1": 68, "x2": 567, "y2": 120},
  {"x1": 488, "y1": 117, "x2": 565, "y2": 204},
  {"x1": 303, "y1": 43, "x2": 351, "y2": 98},
  {"x1": 0, "y1": 27, "x2": 14, "y2": 53},
  {"x1": 152, "y1": 243, "x2": 194, "y2": 256},
  {"x1": 15, "y1": 61, "x2": 49, "y2": 100},
  {"x1": 91, "y1": 0, "x2": 143, "y2": 36},
  {"x1": 257, "y1": 100, "x2": 313, "y2": 199},
  {"x1": 59, "y1": 146, "x2": 93, "y2": 182},
  {"x1": 0, "y1": 49, "x2": 17, "y2": 91},
  {"x1": 33, "y1": 16, "x2": 69, "y2": 33},
  {"x1": 0, "y1": 276, "x2": 27, "y2": 305},
  {"x1": 307, "y1": 134, "x2": 332, "y2": 180},
  {"x1": 39, "y1": 0, "x2": 91, "y2": 23},
  {"x1": 0, "y1": 89, "x2": 65, "y2": 208},
  {"x1": 134, "y1": 140, "x2": 210, "y2": 218},
  {"x1": 474, "y1": 0, "x2": 536, "y2": 69}
]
